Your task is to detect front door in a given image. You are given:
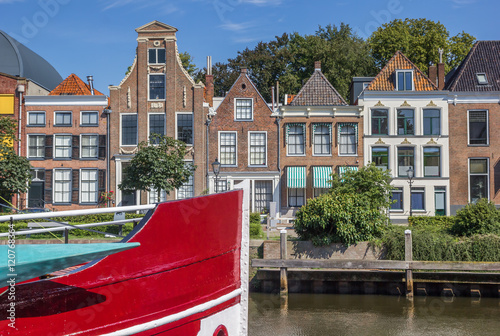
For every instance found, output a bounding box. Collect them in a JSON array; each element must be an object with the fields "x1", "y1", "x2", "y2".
[{"x1": 28, "y1": 181, "x2": 44, "y2": 208}]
